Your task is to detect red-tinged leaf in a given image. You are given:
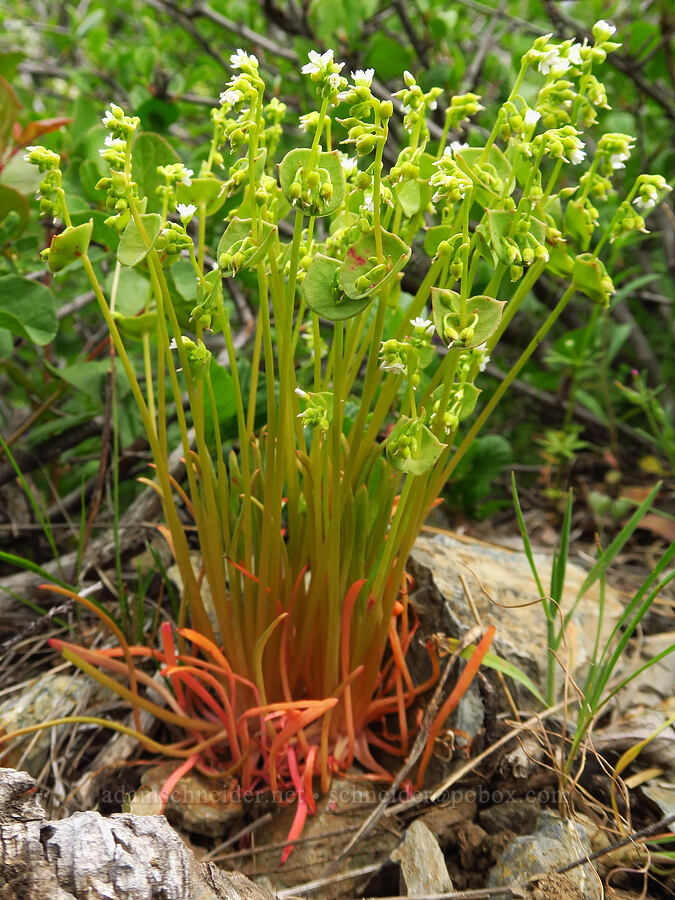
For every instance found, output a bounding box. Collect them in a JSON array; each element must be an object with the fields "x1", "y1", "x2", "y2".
[
  {"x1": 159, "y1": 754, "x2": 199, "y2": 807},
  {"x1": 415, "y1": 625, "x2": 496, "y2": 788},
  {"x1": 281, "y1": 747, "x2": 308, "y2": 864},
  {"x1": 13, "y1": 117, "x2": 72, "y2": 149}
]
